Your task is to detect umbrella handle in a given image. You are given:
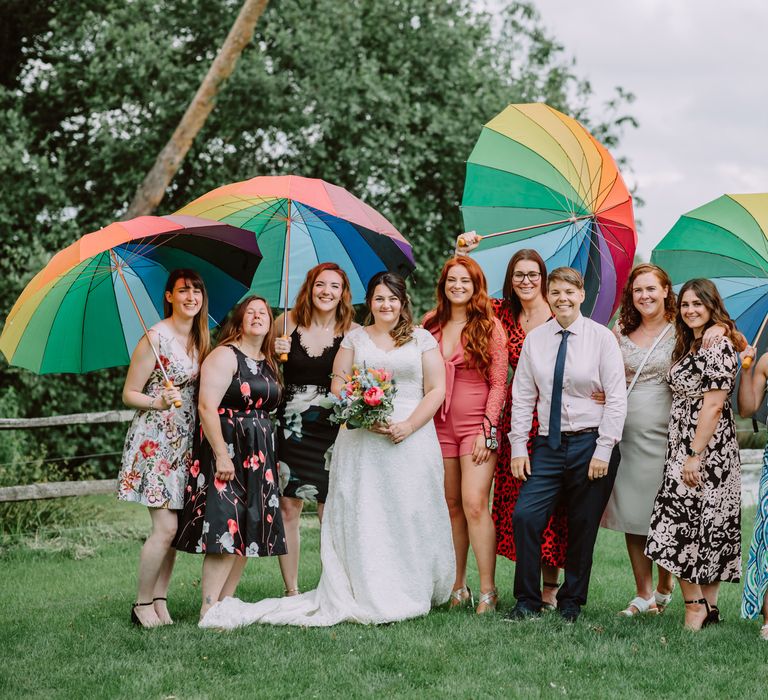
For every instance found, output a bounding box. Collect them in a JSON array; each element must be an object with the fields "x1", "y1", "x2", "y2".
[
  {"x1": 457, "y1": 233, "x2": 483, "y2": 248},
  {"x1": 165, "y1": 379, "x2": 183, "y2": 408},
  {"x1": 279, "y1": 335, "x2": 289, "y2": 363}
]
